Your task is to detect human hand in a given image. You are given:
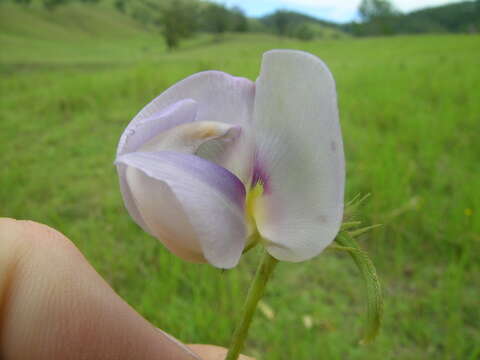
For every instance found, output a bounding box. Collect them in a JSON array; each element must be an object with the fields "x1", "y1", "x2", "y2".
[
  {"x1": 188, "y1": 345, "x2": 253, "y2": 360},
  {"x1": 0, "y1": 218, "x2": 253, "y2": 360}
]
